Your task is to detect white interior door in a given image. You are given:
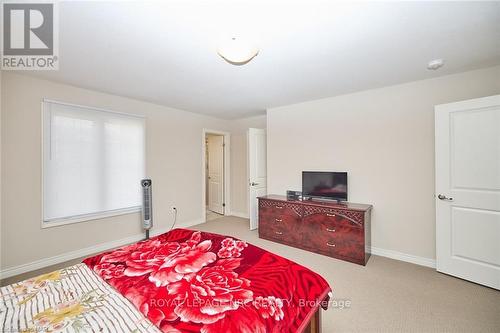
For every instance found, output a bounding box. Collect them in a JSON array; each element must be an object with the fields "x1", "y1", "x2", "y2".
[
  {"x1": 435, "y1": 95, "x2": 500, "y2": 290},
  {"x1": 207, "y1": 135, "x2": 224, "y2": 215},
  {"x1": 248, "y1": 128, "x2": 267, "y2": 230}
]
